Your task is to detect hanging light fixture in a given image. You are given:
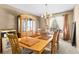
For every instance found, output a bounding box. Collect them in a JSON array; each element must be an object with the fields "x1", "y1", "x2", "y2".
[
  {"x1": 41, "y1": 4, "x2": 52, "y2": 29},
  {"x1": 41, "y1": 4, "x2": 52, "y2": 19}
]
